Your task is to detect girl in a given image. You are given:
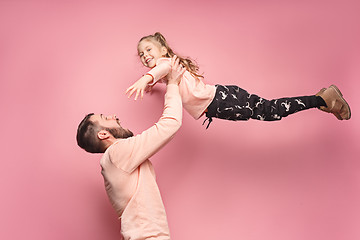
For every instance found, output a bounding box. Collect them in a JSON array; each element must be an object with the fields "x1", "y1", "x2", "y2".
[{"x1": 126, "y1": 32, "x2": 351, "y2": 128}]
